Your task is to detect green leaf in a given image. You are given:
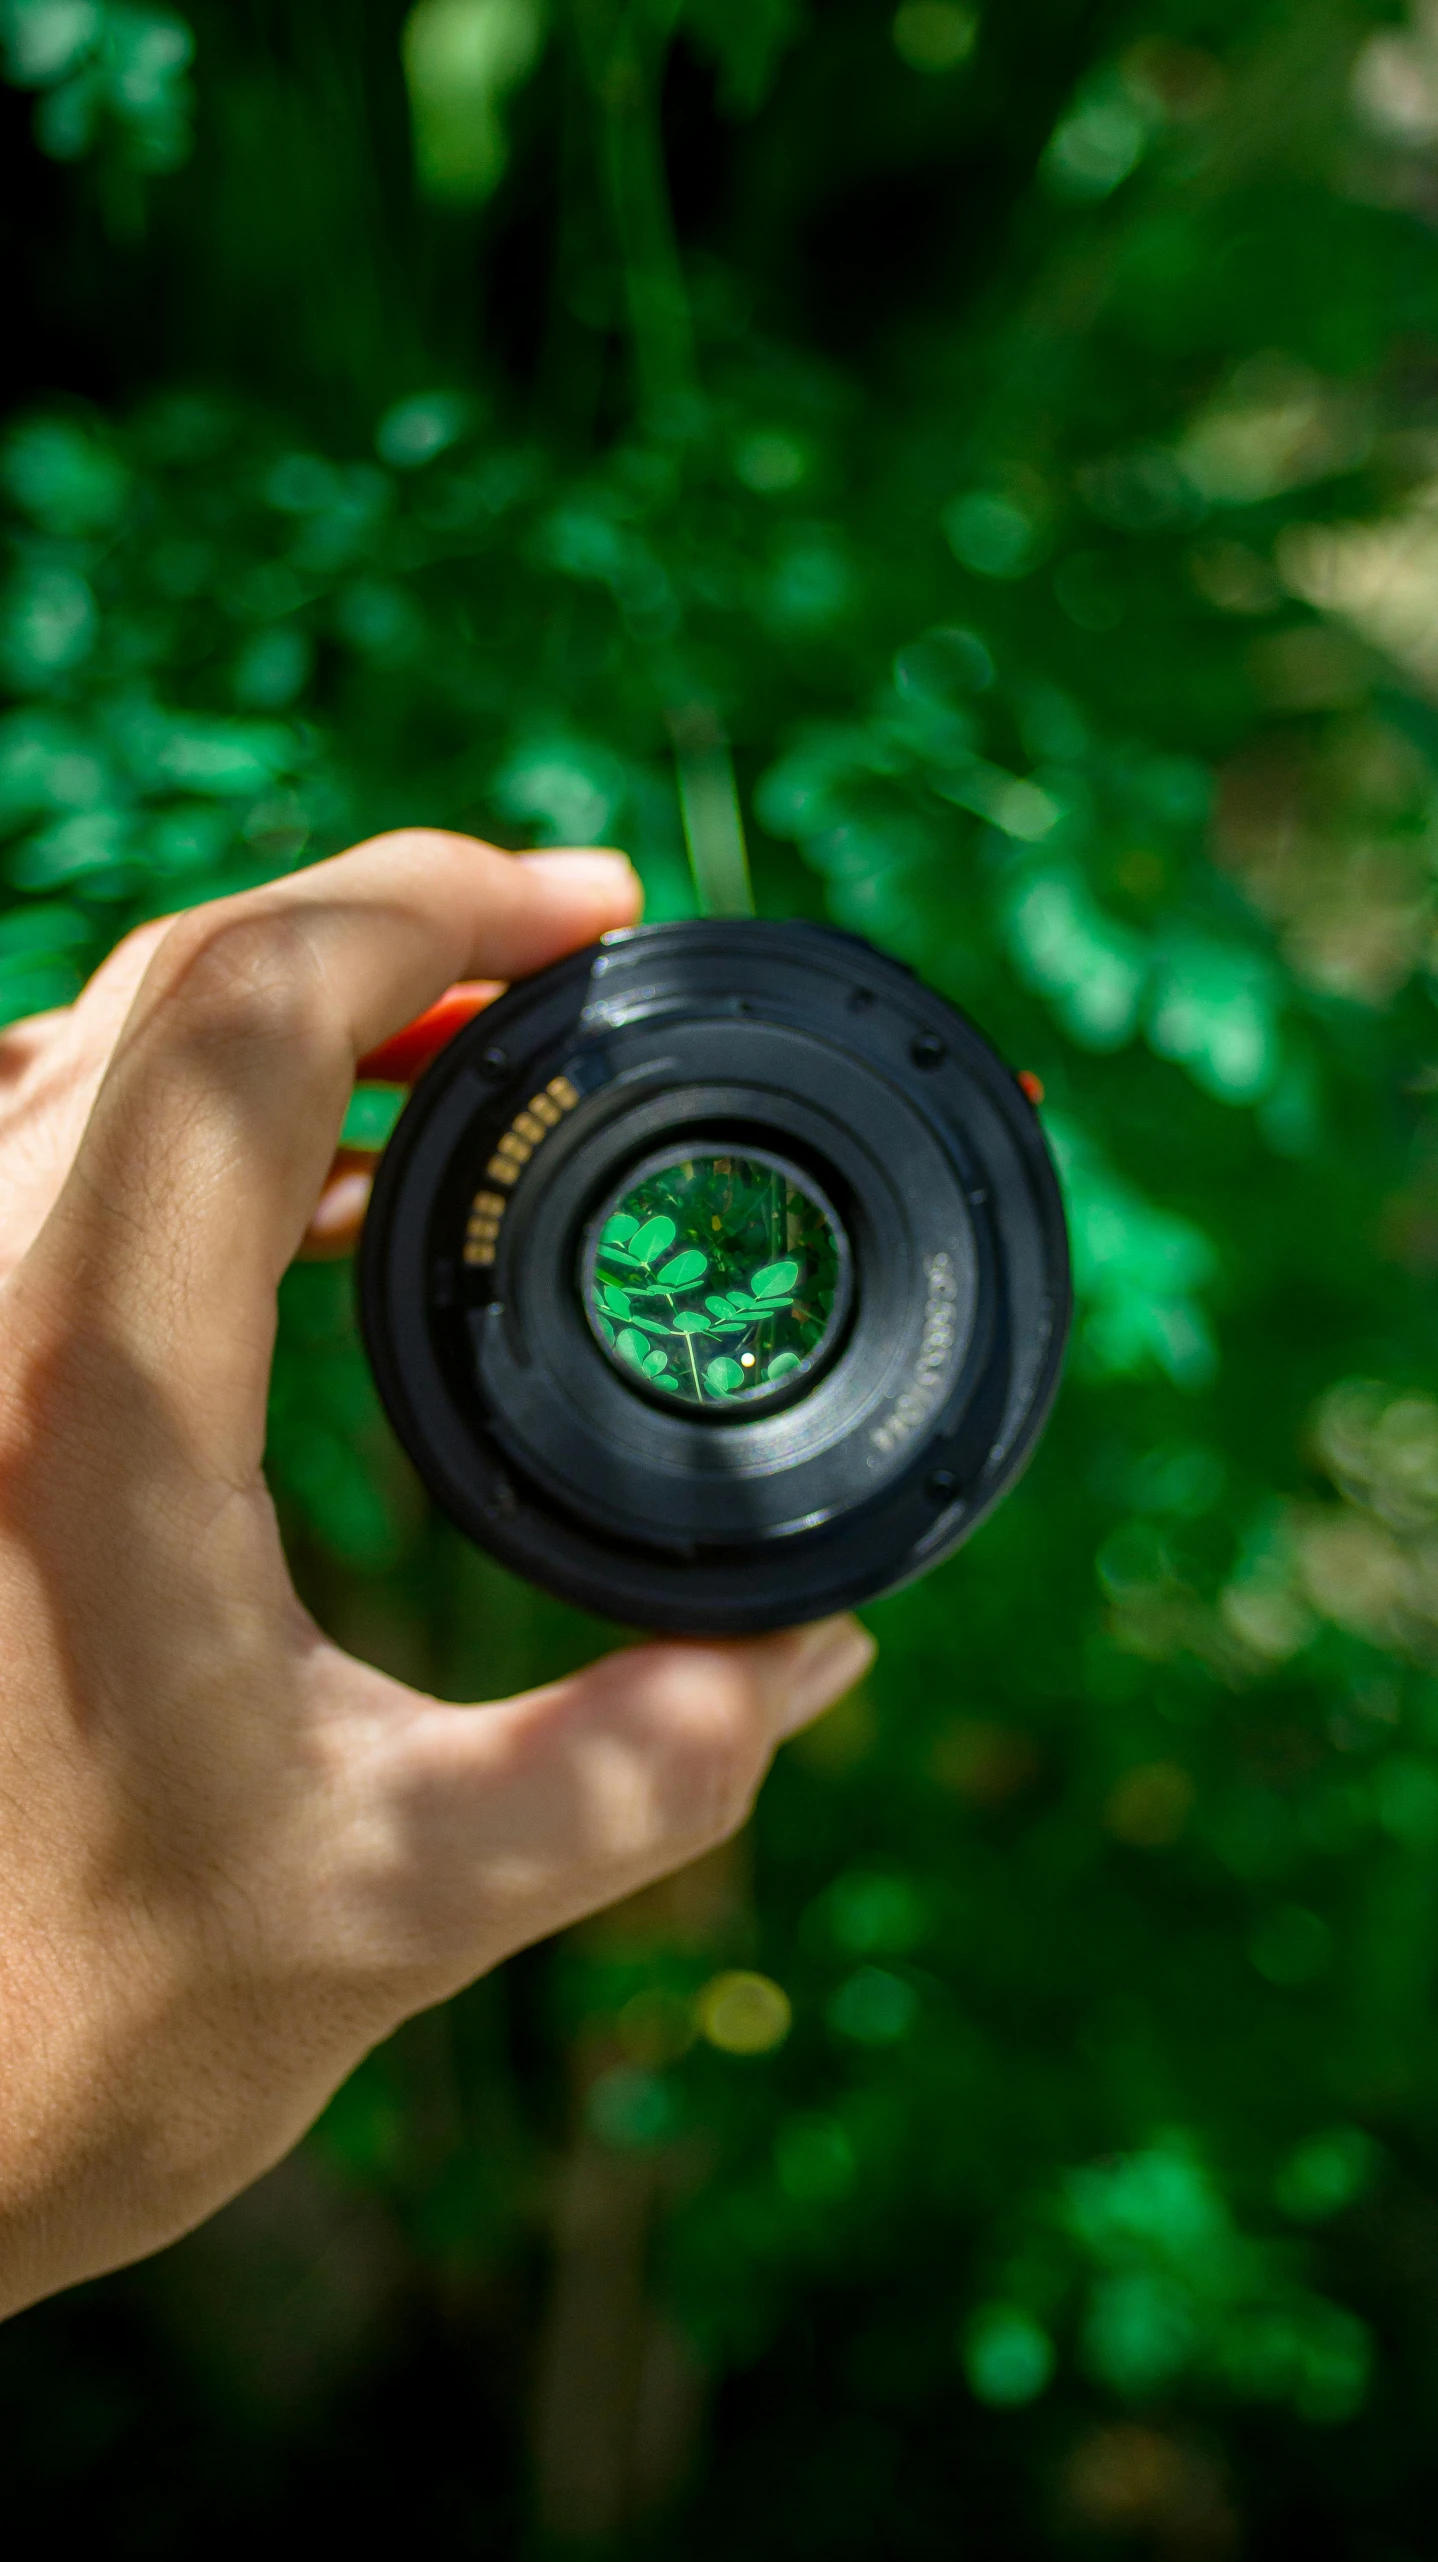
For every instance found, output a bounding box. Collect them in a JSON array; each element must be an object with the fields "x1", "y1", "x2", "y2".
[
  {"x1": 602, "y1": 1283, "x2": 631, "y2": 1316},
  {"x1": 599, "y1": 1244, "x2": 642, "y2": 1268},
  {"x1": 0, "y1": 898, "x2": 90, "y2": 958},
  {"x1": 602, "y1": 1212, "x2": 639, "y2": 1245},
  {"x1": 705, "y1": 1356, "x2": 745, "y2": 1395},
  {"x1": 752, "y1": 1258, "x2": 800, "y2": 1298},
  {"x1": 705, "y1": 1293, "x2": 733, "y2": 1317},
  {"x1": 641, "y1": 1348, "x2": 670, "y2": 1376},
  {"x1": 727, "y1": 1290, "x2": 756, "y2": 1311},
  {"x1": 616, "y1": 1327, "x2": 647, "y2": 1366},
  {"x1": 767, "y1": 1351, "x2": 802, "y2": 1380},
  {"x1": 630, "y1": 1215, "x2": 677, "y2": 1265},
  {"x1": 657, "y1": 1248, "x2": 708, "y2": 1288},
  {"x1": 673, "y1": 1310, "x2": 711, "y2": 1333}
]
